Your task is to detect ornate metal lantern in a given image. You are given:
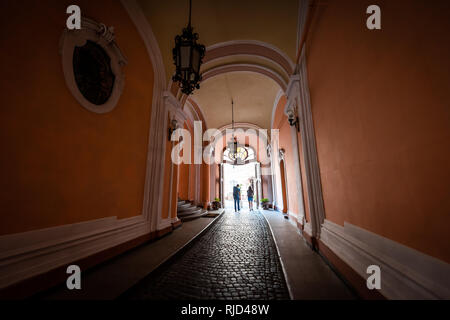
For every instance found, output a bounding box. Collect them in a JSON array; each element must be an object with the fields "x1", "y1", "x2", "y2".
[
  {"x1": 227, "y1": 100, "x2": 248, "y2": 164},
  {"x1": 172, "y1": 0, "x2": 205, "y2": 95}
]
